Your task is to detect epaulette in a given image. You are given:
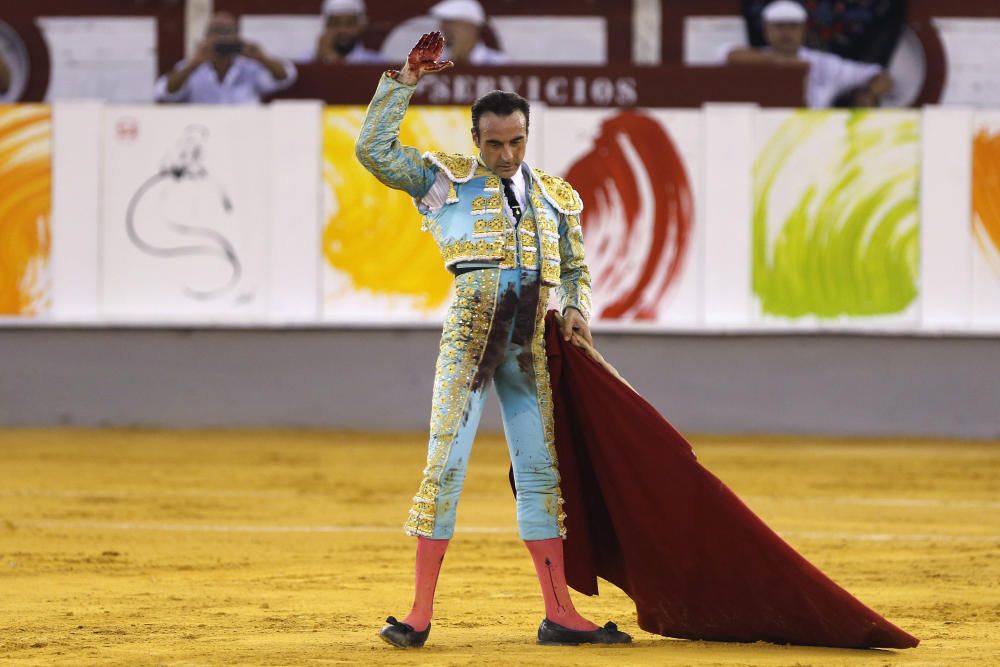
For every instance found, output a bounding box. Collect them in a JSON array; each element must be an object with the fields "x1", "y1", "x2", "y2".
[
  {"x1": 422, "y1": 151, "x2": 478, "y2": 183},
  {"x1": 532, "y1": 168, "x2": 584, "y2": 215}
]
